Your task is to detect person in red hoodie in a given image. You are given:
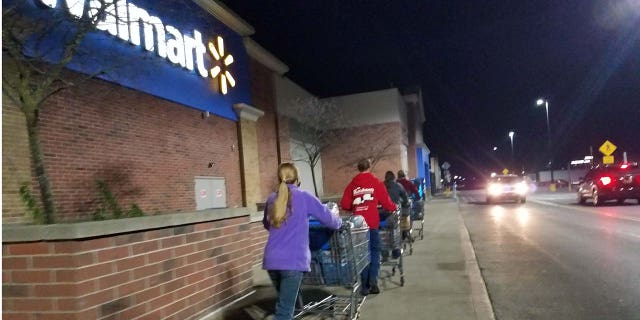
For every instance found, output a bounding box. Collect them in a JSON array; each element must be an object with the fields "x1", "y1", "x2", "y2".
[
  {"x1": 397, "y1": 170, "x2": 420, "y2": 200},
  {"x1": 341, "y1": 158, "x2": 397, "y2": 296}
]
